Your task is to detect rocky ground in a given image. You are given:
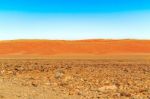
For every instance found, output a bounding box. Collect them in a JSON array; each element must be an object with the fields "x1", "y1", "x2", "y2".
[{"x1": 0, "y1": 57, "x2": 150, "y2": 99}]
